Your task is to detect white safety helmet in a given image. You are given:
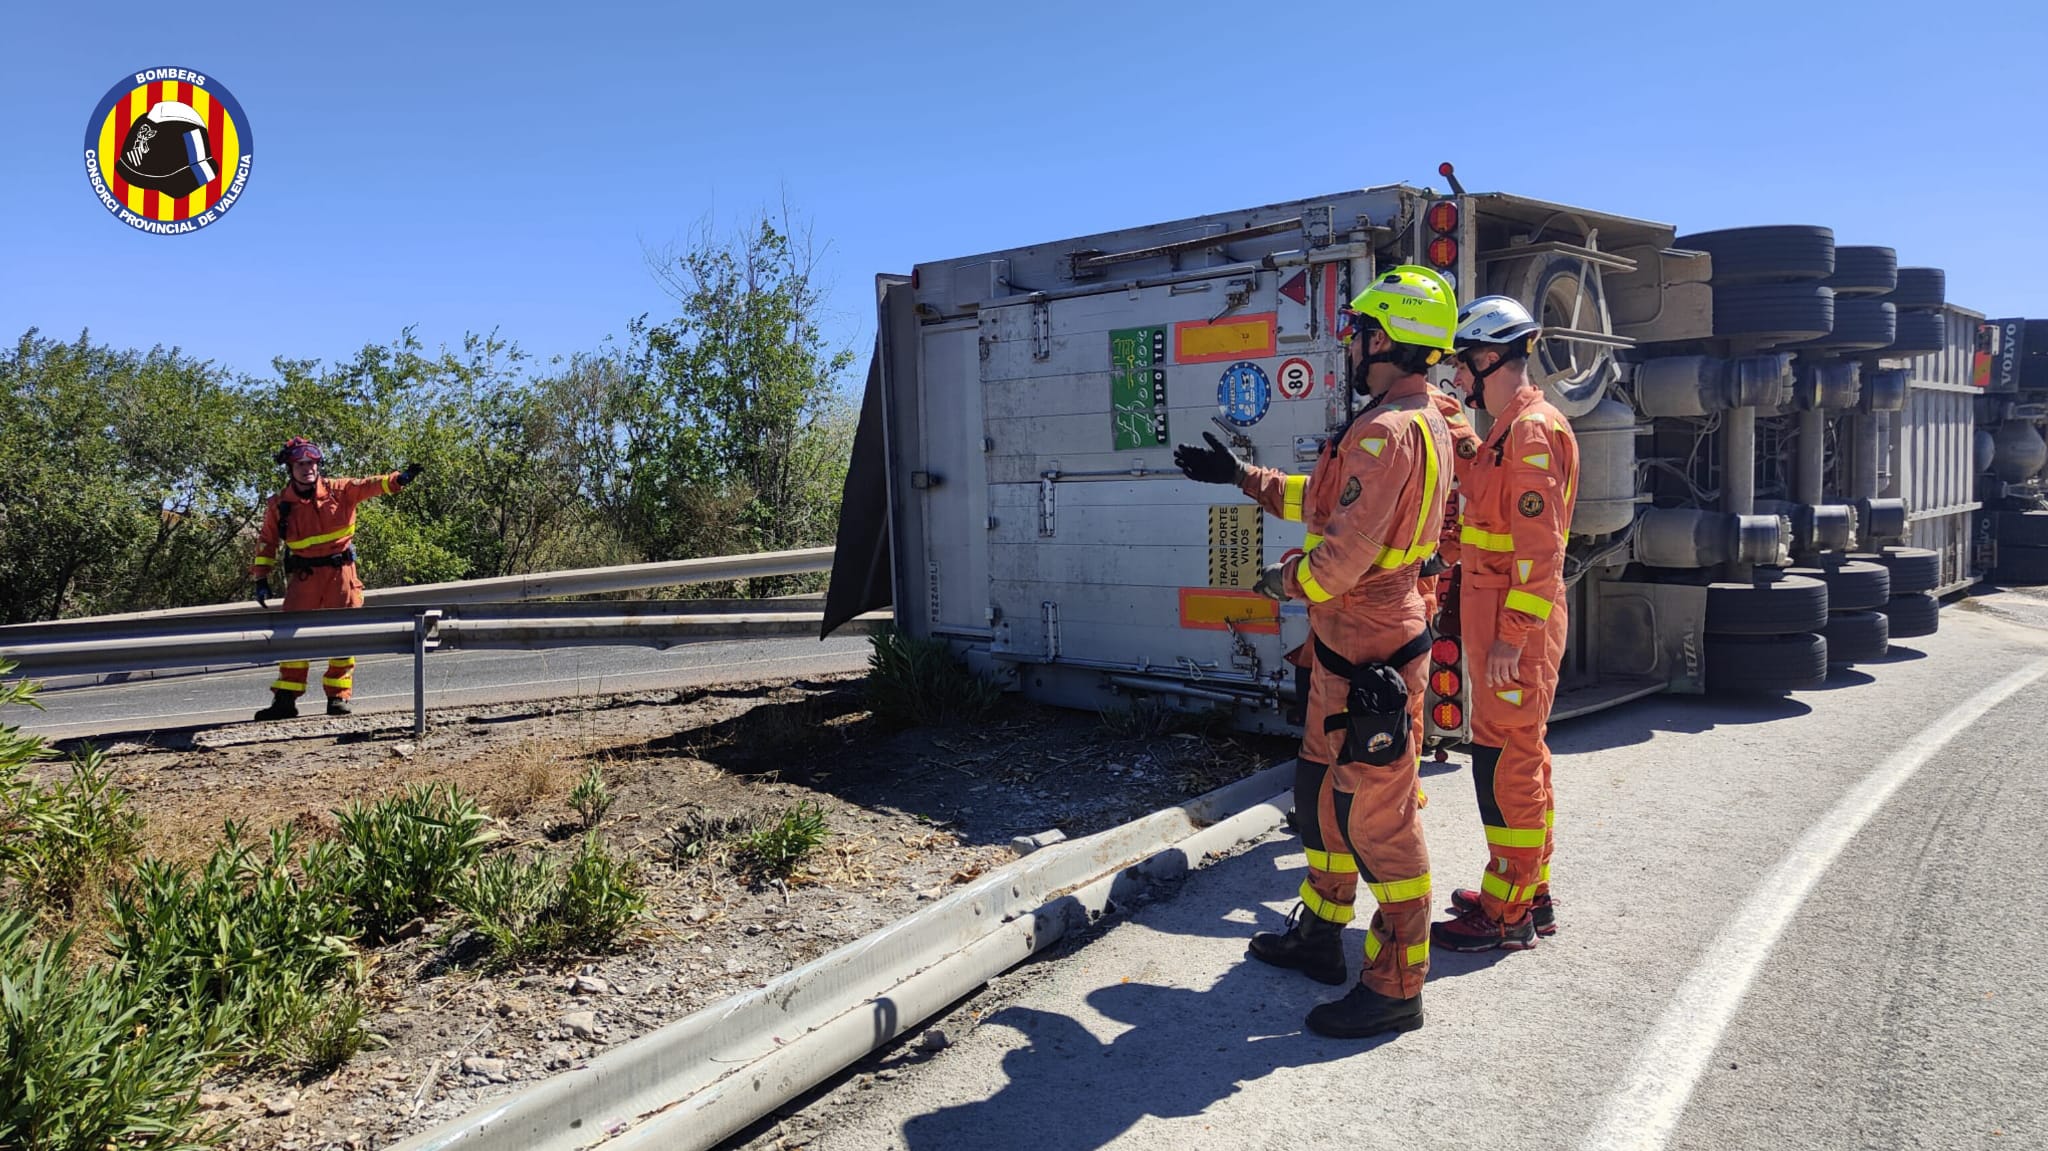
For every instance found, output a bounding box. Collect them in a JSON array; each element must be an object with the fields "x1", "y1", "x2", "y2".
[{"x1": 1452, "y1": 295, "x2": 1541, "y2": 351}]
